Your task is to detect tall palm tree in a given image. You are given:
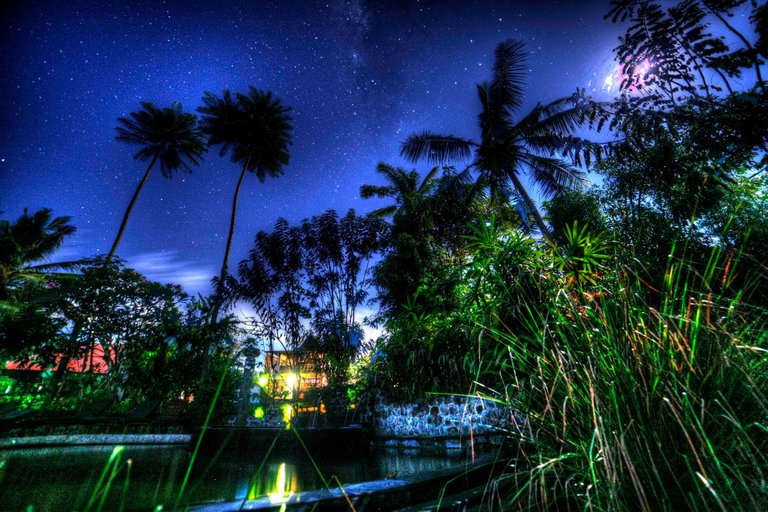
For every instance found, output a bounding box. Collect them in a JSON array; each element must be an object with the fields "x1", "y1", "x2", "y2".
[
  {"x1": 0, "y1": 208, "x2": 77, "y2": 301},
  {"x1": 401, "y1": 39, "x2": 604, "y2": 241},
  {"x1": 198, "y1": 87, "x2": 293, "y2": 284},
  {"x1": 108, "y1": 102, "x2": 206, "y2": 261}
]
